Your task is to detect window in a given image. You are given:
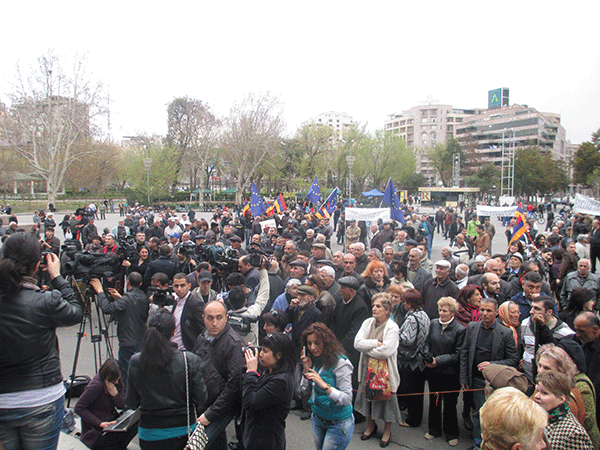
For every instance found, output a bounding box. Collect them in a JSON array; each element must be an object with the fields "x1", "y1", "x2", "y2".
[
  {"x1": 431, "y1": 132, "x2": 437, "y2": 140},
  {"x1": 422, "y1": 118, "x2": 427, "y2": 123},
  {"x1": 421, "y1": 132, "x2": 427, "y2": 141}
]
